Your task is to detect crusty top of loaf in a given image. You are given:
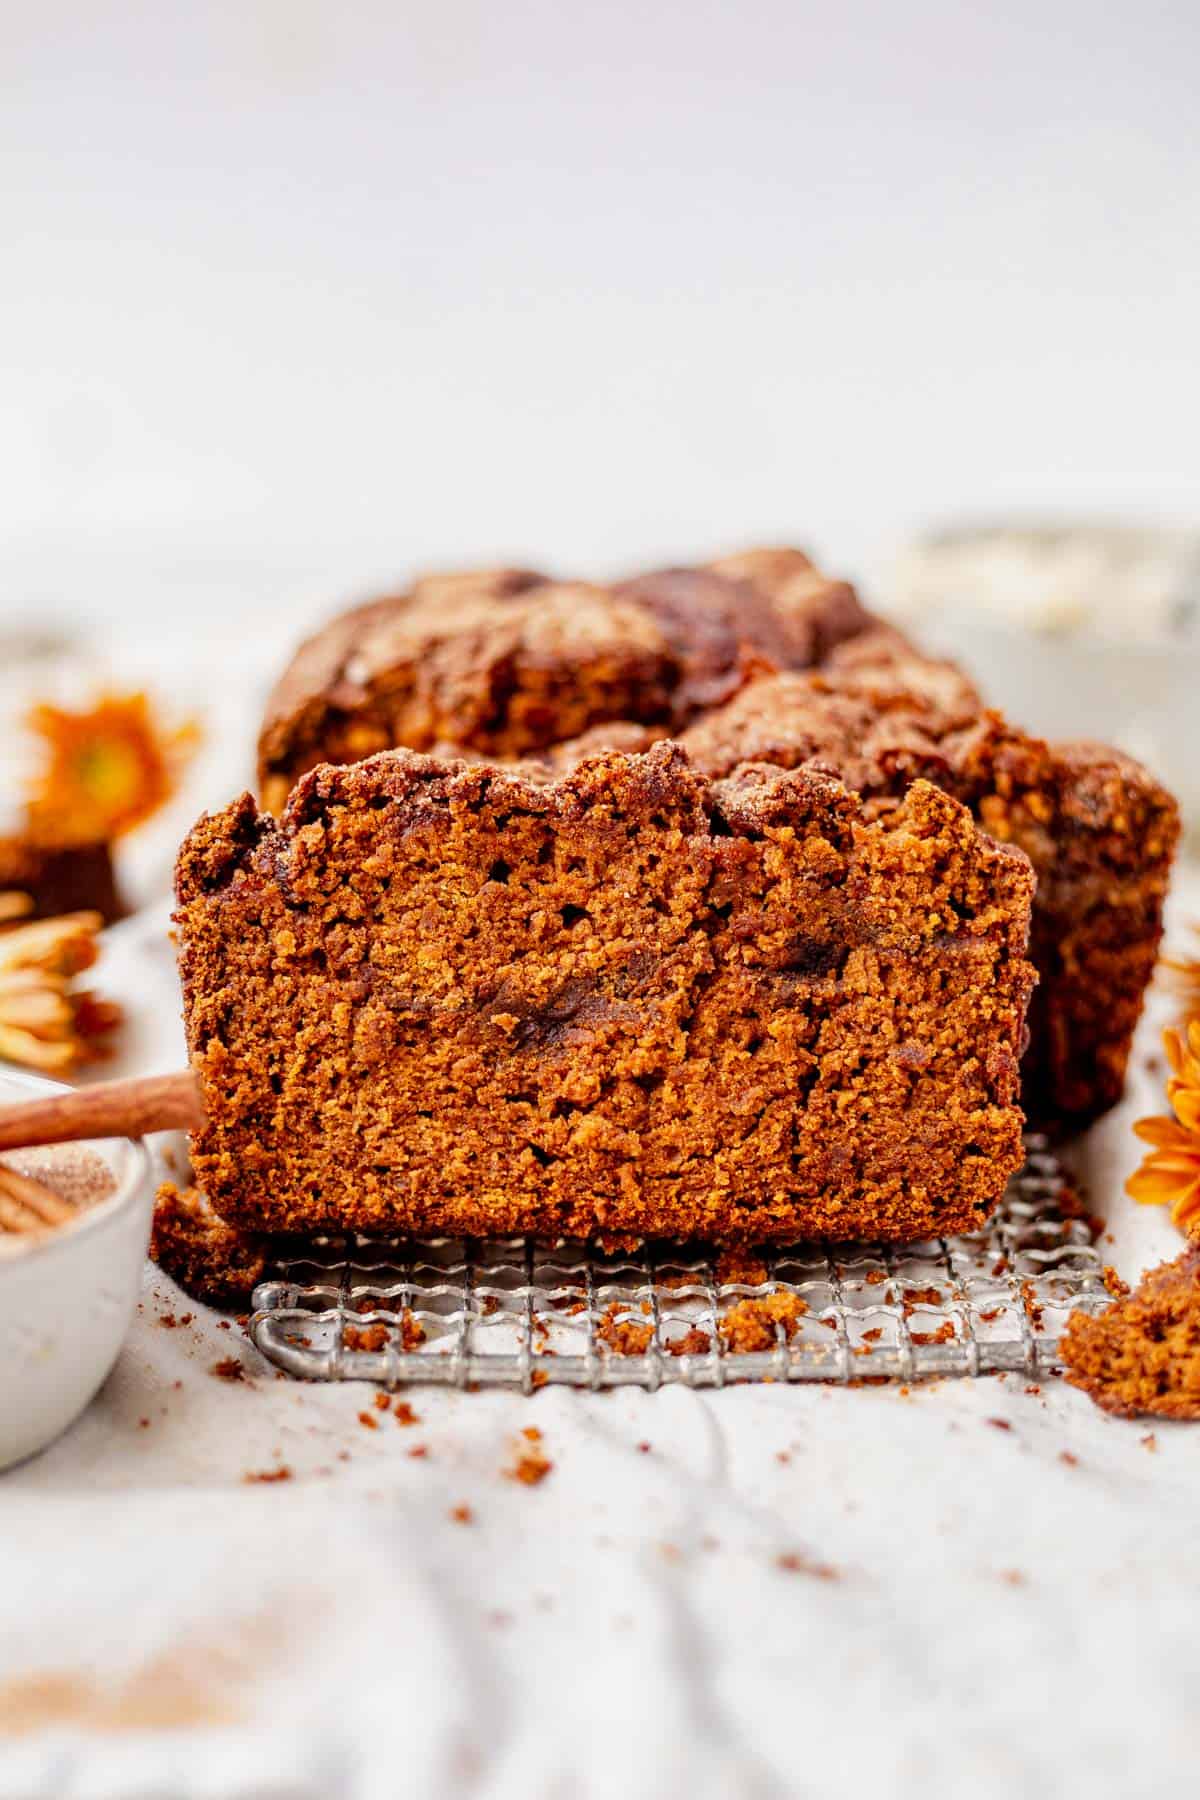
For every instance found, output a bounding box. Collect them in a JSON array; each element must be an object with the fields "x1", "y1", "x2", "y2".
[{"x1": 256, "y1": 549, "x2": 881, "y2": 788}]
